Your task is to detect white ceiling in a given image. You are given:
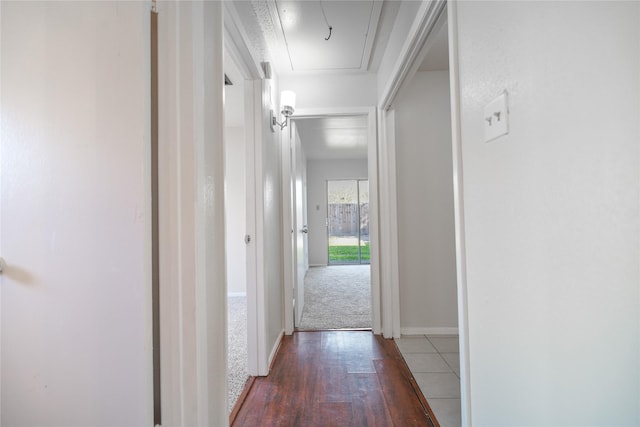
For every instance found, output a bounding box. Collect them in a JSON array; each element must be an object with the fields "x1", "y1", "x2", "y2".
[
  {"x1": 295, "y1": 115, "x2": 368, "y2": 160},
  {"x1": 225, "y1": 1, "x2": 403, "y2": 159},
  {"x1": 266, "y1": 1, "x2": 388, "y2": 160},
  {"x1": 274, "y1": 0, "x2": 381, "y2": 72},
  {"x1": 236, "y1": 0, "x2": 395, "y2": 76}
]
